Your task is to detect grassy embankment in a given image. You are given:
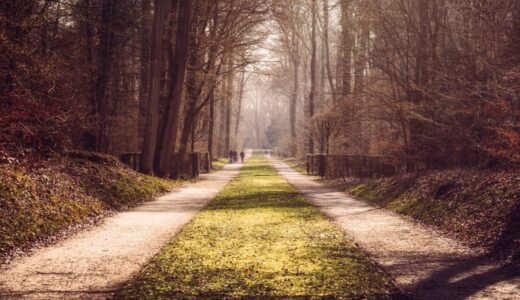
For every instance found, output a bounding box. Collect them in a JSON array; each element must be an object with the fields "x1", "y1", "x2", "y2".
[
  {"x1": 116, "y1": 154, "x2": 400, "y2": 299},
  {"x1": 0, "y1": 151, "x2": 182, "y2": 261},
  {"x1": 284, "y1": 158, "x2": 520, "y2": 263}
]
